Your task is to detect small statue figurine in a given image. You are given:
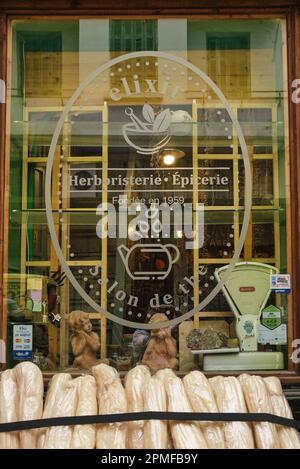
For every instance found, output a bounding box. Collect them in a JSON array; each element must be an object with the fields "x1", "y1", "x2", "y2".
[
  {"x1": 69, "y1": 310, "x2": 100, "y2": 369},
  {"x1": 142, "y1": 313, "x2": 178, "y2": 374}
]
